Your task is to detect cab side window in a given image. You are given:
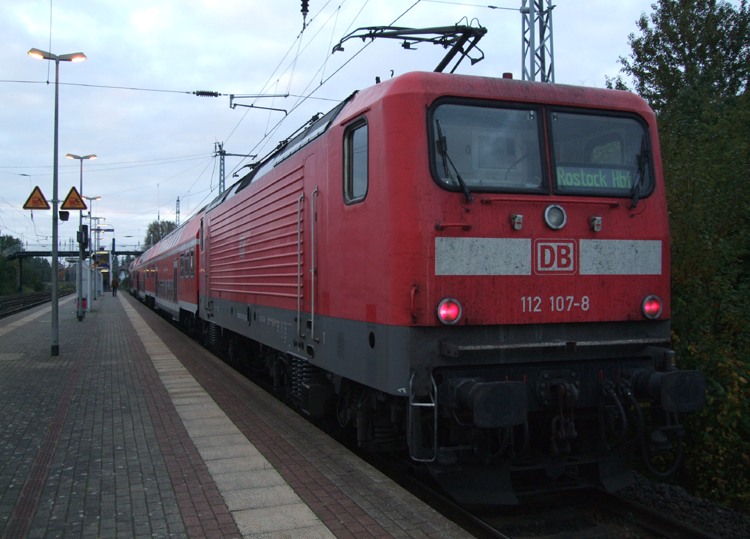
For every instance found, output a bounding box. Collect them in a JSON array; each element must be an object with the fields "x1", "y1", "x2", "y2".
[{"x1": 343, "y1": 118, "x2": 368, "y2": 204}]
